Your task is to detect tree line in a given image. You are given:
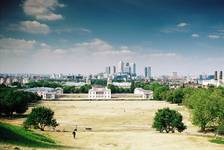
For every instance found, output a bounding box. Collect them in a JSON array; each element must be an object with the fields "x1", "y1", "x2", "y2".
[
  {"x1": 24, "y1": 80, "x2": 155, "y2": 94},
  {"x1": 0, "y1": 87, "x2": 41, "y2": 116},
  {"x1": 150, "y1": 83, "x2": 224, "y2": 135}
]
